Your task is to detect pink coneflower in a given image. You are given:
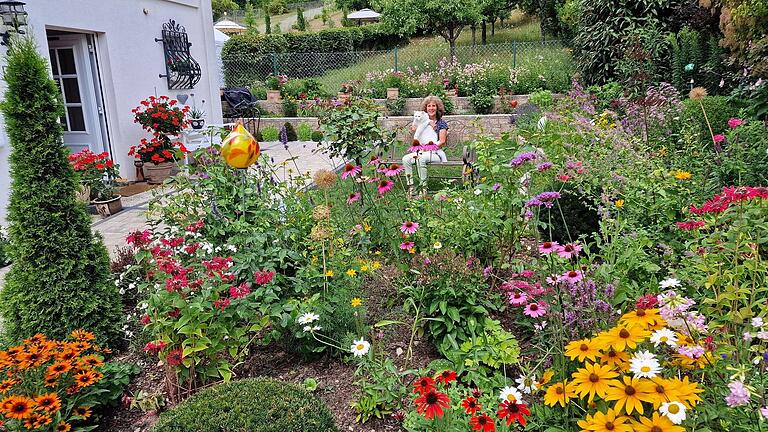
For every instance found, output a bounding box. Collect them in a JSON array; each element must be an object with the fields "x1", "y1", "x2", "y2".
[
  {"x1": 377, "y1": 179, "x2": 394, "y2": 194},
  {"x1": 560, "y1": 270, "x2": 583, "y2": 284},
  {"x1": 400, "y1": 221, "x2": 419, "y2": 234},
  {"x1": 524, "y1": 302, "x2": 547, "y2": 318},
  {"x1": 421, "y1": 141, "x2": 440, "y2": 151},
  {"x1": 381, "y1": 163, "x2": 404, "y2": 176},
  {"x1": 728, "y1": 118, "x2": 743, "y2": 129},
  {"x1": 538, "y1": 241, "x2": 560, "y2": 254},
  {"x1": 407, "y1": 140, "x2": 424, "y2": 153},
  {"x1": 368, "y1": 155, "x2": 381, "y2": 165},
  {"x1": 399, "y1": 241, "x2": 414, "y2": 250},
  {"x1": 366, "y1": 176, "x2": 380, "y2": 183},
  {"x1": 557, "y1": 243, "x2": 582, "y2": 259},
  {"x1": 341, "y1": 163, "x2": 362, "y2": 179},
  {"x1": 347, "y1": 192, "x2": 361, "y2": 204},
  {"x1": 509, "y1": 291, "x2": 528, "y2": 306}
]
